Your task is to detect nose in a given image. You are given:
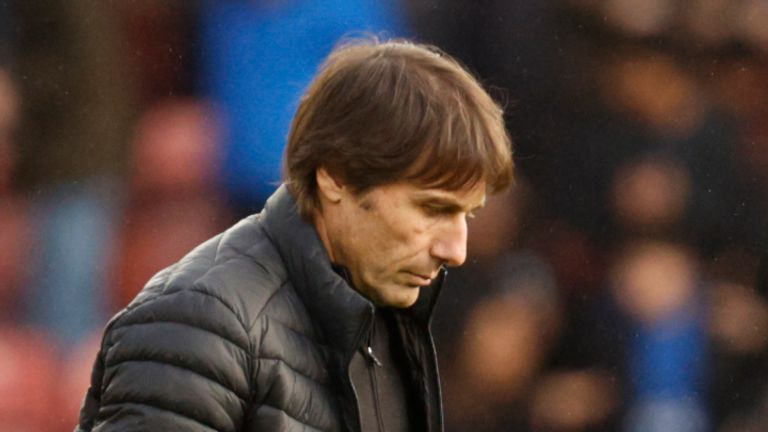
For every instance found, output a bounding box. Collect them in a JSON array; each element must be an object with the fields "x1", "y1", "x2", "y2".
[{"x1": 429, "y1": 215, "x2": 468, "y2": 267}]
